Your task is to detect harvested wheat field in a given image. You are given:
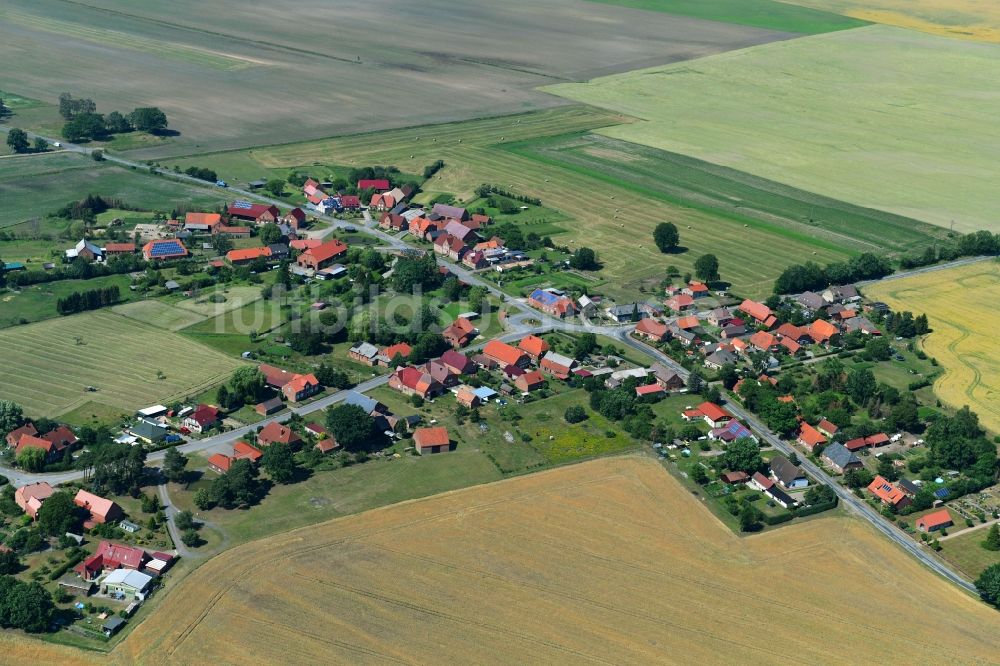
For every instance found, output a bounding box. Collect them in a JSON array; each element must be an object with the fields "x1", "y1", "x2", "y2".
[
  {"x1": 867, "y1": 260, "x2": 1000, "y2": 433},
  {"x1": 109, "y1": 457, "x2": 999, "y2": 664}
]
